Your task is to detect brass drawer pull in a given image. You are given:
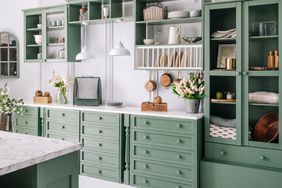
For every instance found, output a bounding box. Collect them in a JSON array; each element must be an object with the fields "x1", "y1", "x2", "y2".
[
  {"x1": 177, "y1": 170, "x2": 182, "y2": 175},
  {"x1": 99, "y1": 130, "x2": 103, "y2": 134},
  {"x1": 177, "y1": 155, "x2": 182, "y2": 159},
  {"x1": 99, "y1": 156, "x2": 103, "y2": 161},
  {"x1": 177, "y1": 139, "x2": 182, "y2": 144},
  {"x1": 144, "y1": 150, "x2": 149, "y2": 154},
  {"x1": 98, "y1": 170, "x2": 102, "y2": 174},
  {"x1": 144, "y1": 135, "x2": 150, "y2": 139},
  {"x1": 144, "y1": 164, "x2": 149, "y2": 169},
  {"x1": 99, "y1": 143, "x2": 103, "y2": 147},
  {"x1": 62, "y1": 126, "x2": 65, "y2": 129},
  {"x1": 143, "y1": 179, "x2": 149, "y2": 184},
  {"x1": 62, "y1": 113, "x2": 65, "y2": 117},
  {"x1": 99, "y1": 116, "x2": 103, "y2": 120},
  {"x1": 25, "y1": 121, "x2": 28, "y2": 125},
  {"x1": 219, "y1": 150, "x2": 225, "y2": 156},
  {"x1": 144, "y1": 121, "x2": 150, "y2": 125}
]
